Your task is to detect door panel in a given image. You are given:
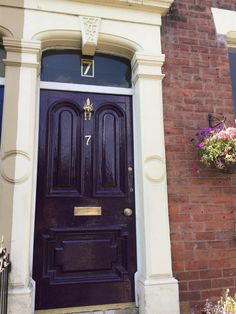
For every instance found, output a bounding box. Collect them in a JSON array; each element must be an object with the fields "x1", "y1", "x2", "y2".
[
  {"x1": 47, "y1": 102, "x2": 83, "y2": 196},
  {"x1": 42, "y1": 226, "x2": 129, "y2": 284},
  {"x1": 94, "y1": 106, "x2": 126, "y2": 196},
  {"x1": 33, "y1": 90, "x2": 136, "y2": 309}
]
